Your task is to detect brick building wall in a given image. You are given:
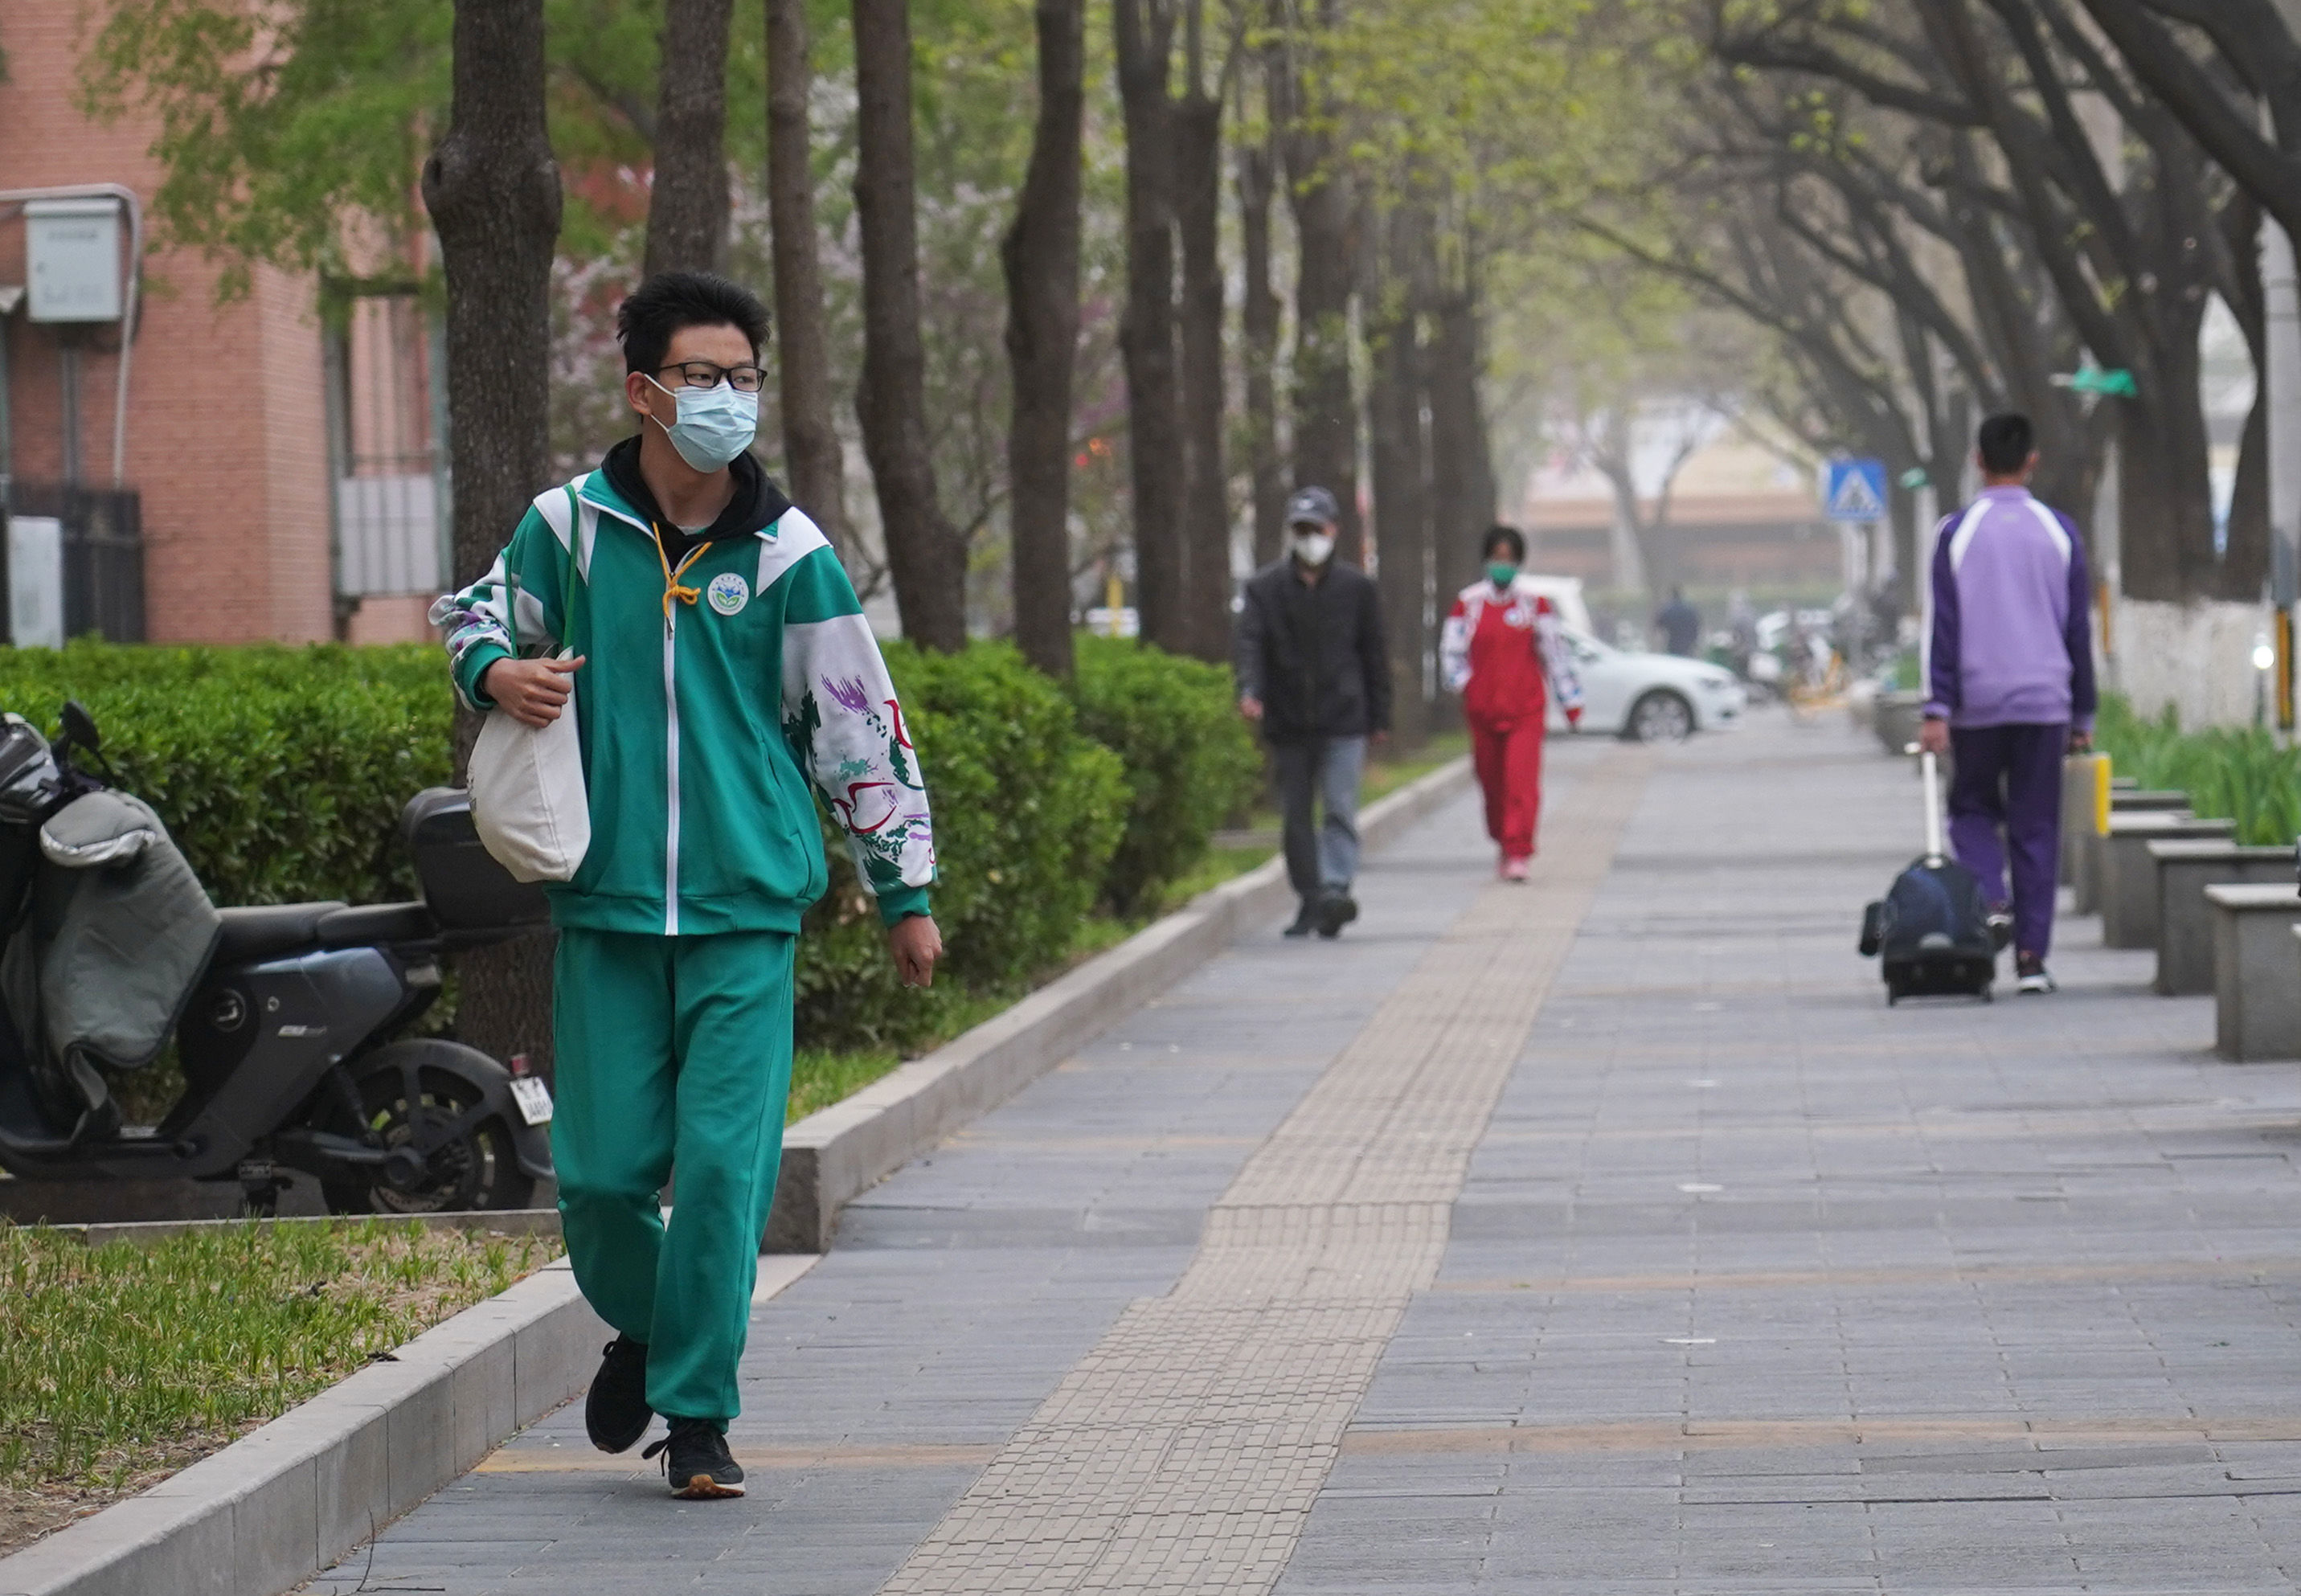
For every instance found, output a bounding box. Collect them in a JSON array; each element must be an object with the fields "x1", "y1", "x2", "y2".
[{"x1": 0, "y1": 1, "x2": 334, "y2": 643}]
